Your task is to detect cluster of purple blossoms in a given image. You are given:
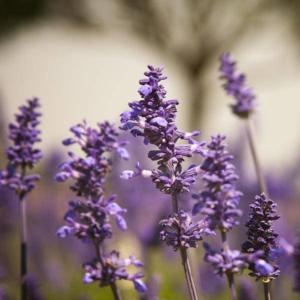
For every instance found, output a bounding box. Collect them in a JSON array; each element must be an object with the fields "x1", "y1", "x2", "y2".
[
  {"x1": 220, "y1": 53, "x2": 257, "y2": 117},
  {"x1": 0, "y1": 98, "x2": 42, "y2": 195},
  {"x1": 242, "y1": 193, "x2": 281, "y2": 281},
  {"x1": 55, "y1": 121, "x2": 129, "y2": 198},
  {"x1": 159, "y1": 210, "x2": 215, "y2": 251},
  {"x1": 55, "y1": 120, "x2": 147, "y2": 293},
  {"x1": 204, "y1": 243, "x2": 273, "y2": 278},
  {"x1": 192, "y1": 135, "x2": 243, "y2": 231},
  {"x1": 83, "y1": 250, "x2": 146, "y2": 292},
  {"x1": 119, "y1": 65, "x2": 206, "y2": 195}
]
